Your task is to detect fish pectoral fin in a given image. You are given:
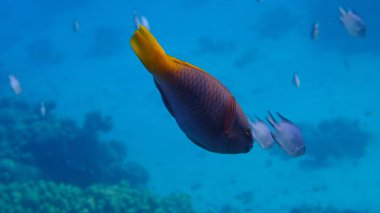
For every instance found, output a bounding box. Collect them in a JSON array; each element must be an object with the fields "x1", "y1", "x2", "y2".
[
  {"x1": 223, "y1": 96, "x2": 236, "y2": 134},
  {"x1": 186, "y1": 134, "x2": 213, "y2": 152},
  {"x1": 153, "y1": 78, "x2": 175, "y2": 117}
]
